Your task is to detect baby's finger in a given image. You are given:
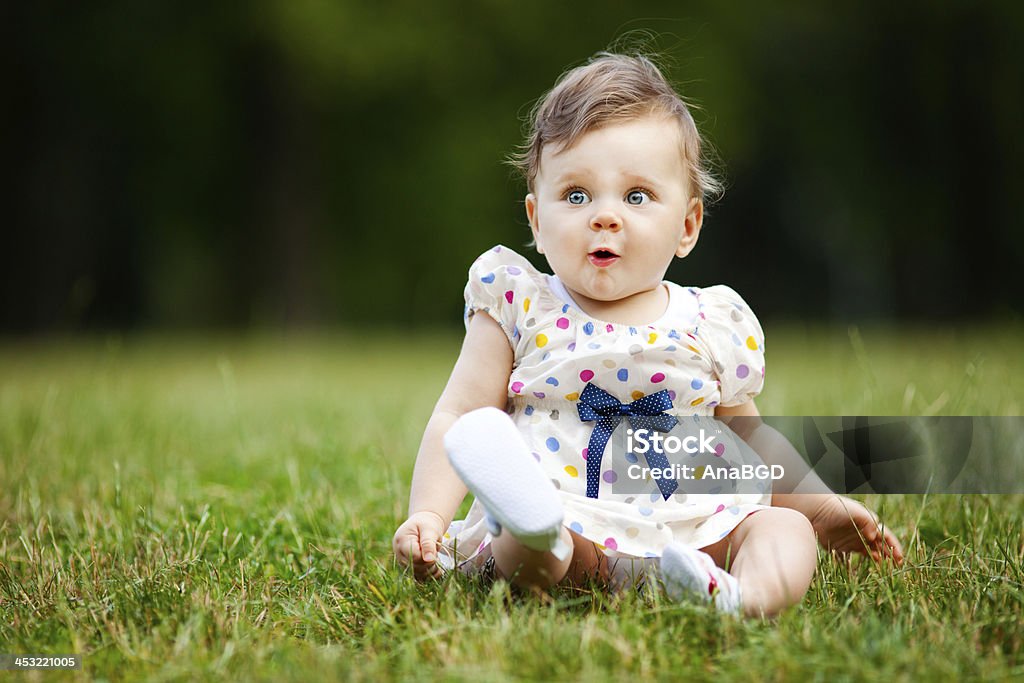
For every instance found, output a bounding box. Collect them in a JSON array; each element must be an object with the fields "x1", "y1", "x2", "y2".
[
  {"x1": 412, "y1": 556, "x2": 444, "y2": 581},
  {"x1": 427, "y1": 561, "x2": 444, "y2": 580},
  {"x1": 882, "y1": 527, "x2": 904, "y2": 564},
  {"x1": 412, "y1": 561, "x2": 431, "y2": 580},
  {"x1": 857, "y1": 522, "x2": 880, "y2": 555},
  {"x1": 391, "y1": 534, "x2": 405, "y2": 562},
  {"x1": 420, "y1": 534, "x2": 438, "y2": 565},
  {"x1": 866, "y1": 526, "x2": 902, "y2": 565},
  {"x1": 396, "y1": 533, "x2": 423, "y2": 566}
]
